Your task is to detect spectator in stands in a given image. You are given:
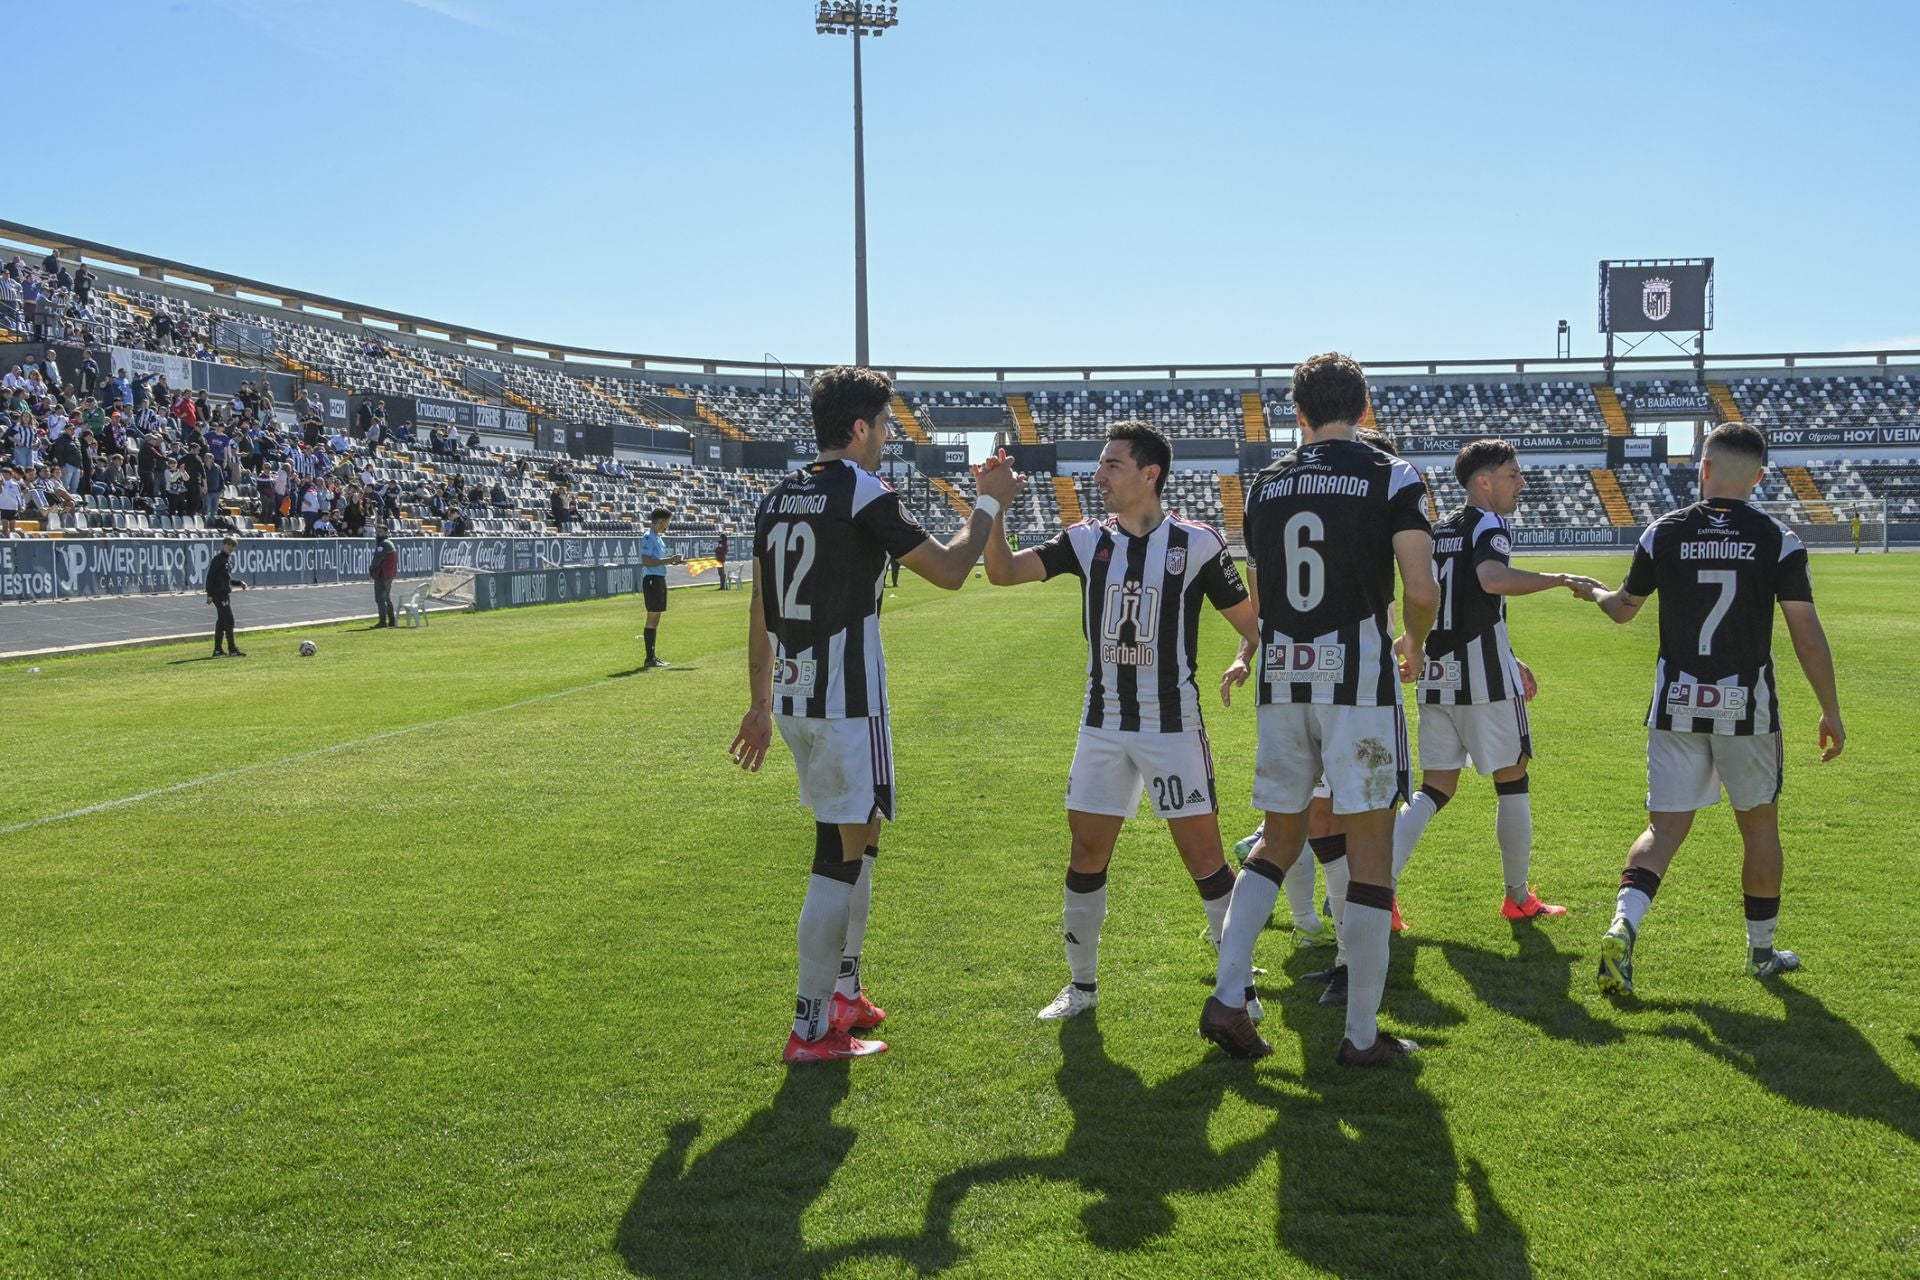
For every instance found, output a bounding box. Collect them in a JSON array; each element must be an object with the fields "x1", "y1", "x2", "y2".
[
  {"x1": 41, "y1": 352, "x2": 60, "y2": 393},
  {"x1": 0, "y1": 466, "x2": 21, "y2": 536},
  {"x1": 490, "y1": 478, "x2": 510, "y2": 514},
  {"x1": 369, "y1": 527, "x2": 399, "y2": 627},
  {"x1": 78, "y1": 352, "x2": 97, "y2": 396},
  {"x1": 446, "y1": 508, "x2": 471, "y2": 537},
  {"x1": 343, "y1": 490, "x2": 367, "y2": 536},
  {"x1": 299, "y1": 479, "x2": 322, "y2": 533},
  {"x1": 180, "y1": 443, "x2": 207, "y2": 519},
  {"x1": 22, "y1": 276, "x2": 44, "y2": 339},
  {"x1": 138, "y1": 432, "x2": 167, "y2": 499},
  {"x1": 106, "y1": 368, "x2": 129, "y2": 408},
  {"x1": 72, "y1": 264, "x2": 93, "y2": 305},
  {"x1": 194, "y1": 341, "x2": 214, "y2": 362},
  {"x1": 550, "y1": 481, "x2": 575, "y2": 532},
  {"x1": 5, "y1": 412, "x2": 32, "y2": 469},
  {"x1": 207, "y1": 536, "x2": 247, "y2": 657},
  {"x1": 37, "y1": 465, "x2": 80, "y2": 516},
  {"x1": 0, "y1": 275, "x2": 21, "y2": 330}
]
